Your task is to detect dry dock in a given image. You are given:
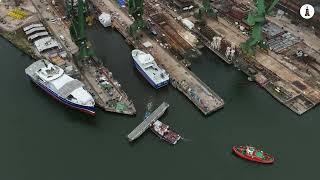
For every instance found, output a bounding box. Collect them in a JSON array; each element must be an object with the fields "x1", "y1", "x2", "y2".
[
  {"x1": 81, "y1": 57, "x2": 136, "y2": 115},
  {"x1": 0, "y1": 0, "x2": 136, "y2": 116},
  {"x1": 127, "y1": 102, "x2": 169, "y2": 142},
  {"x1": 197, "y1": 19, "x2": 320, "y2": 115},
  {"x1": 30, "y1": 0, "x2": 135, "y2": 115},
  {"x1": 190, "y1": 0, "x2": 320, "y2": 115},
  {"x1": 90, "y1": 0, "x2": 224, "y2": 115}
]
